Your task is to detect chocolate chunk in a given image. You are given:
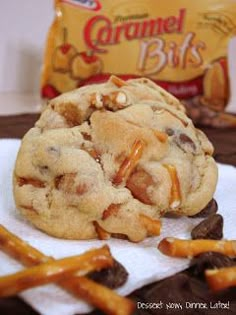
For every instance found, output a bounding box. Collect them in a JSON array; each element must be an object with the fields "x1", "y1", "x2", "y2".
[
  {"x1": 136, "y1": 271, "x2": 236, "y2": 315},
  {"x1": 165, "y1": 128, "x2": 174, "y2": 136},
  {"x1": 142, "y1": 273, "x2": 214, "y2": 315},
  {"x1": 190, "y1": 199, "x2": 218, "y2": 218},
  {"x1": 179, "y1": 133, "x2": 196, "y2": 150},
  {"x1": 191, "y1": 252, "x2": 236, "y2": 278},
  {"x1": 191, "y1": 214, "x2": 223, "y2": 240},
  {"x1": 174, "y1": 133, "x2": 196, "y2": 153},
  {"x1": 88, "y1": 259, "x2": 128, "y2": 289}
]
